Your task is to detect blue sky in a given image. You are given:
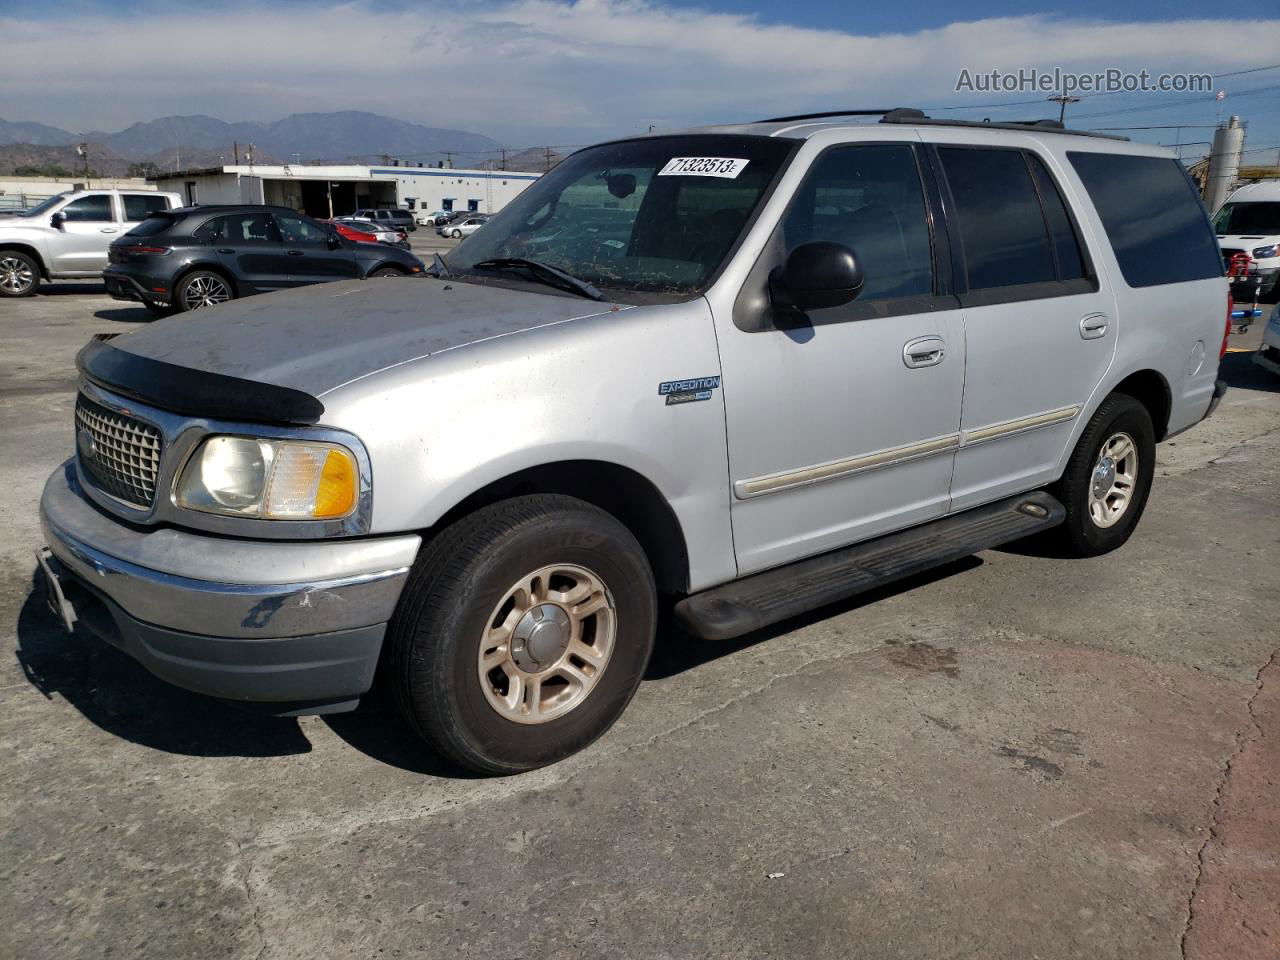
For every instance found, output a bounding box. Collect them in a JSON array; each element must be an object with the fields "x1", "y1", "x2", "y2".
[{"x1": 2, "y1": 1, "x2": 1278, "y2": 159}]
